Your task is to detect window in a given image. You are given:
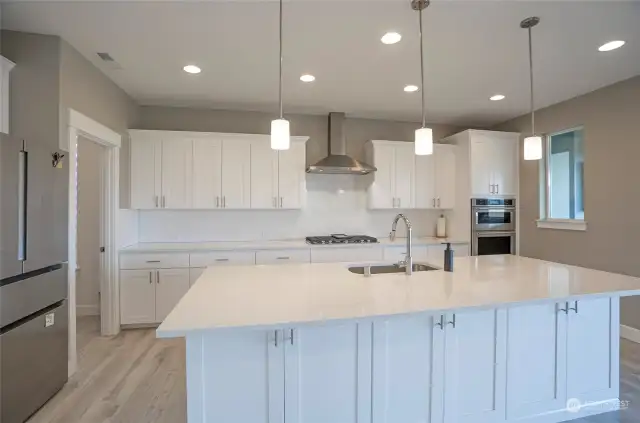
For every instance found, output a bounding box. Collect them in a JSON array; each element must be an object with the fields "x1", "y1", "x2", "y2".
[{"x1": 537, "y1": 127, "x2": 586, "y2": 231}]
